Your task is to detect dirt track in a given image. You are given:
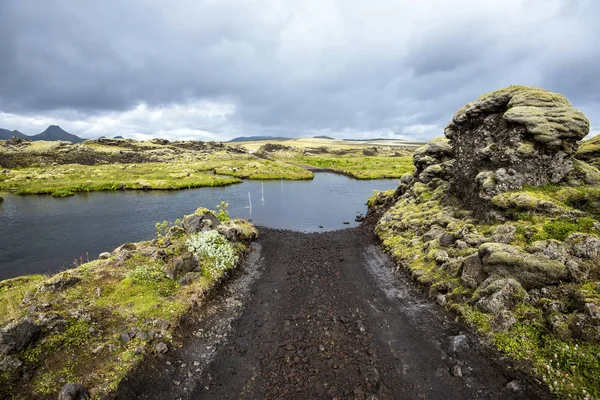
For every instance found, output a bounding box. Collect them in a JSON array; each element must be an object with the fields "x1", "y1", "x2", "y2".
[{"x1": 117, "y1": 226, "x2": 550, "y2": 399}]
